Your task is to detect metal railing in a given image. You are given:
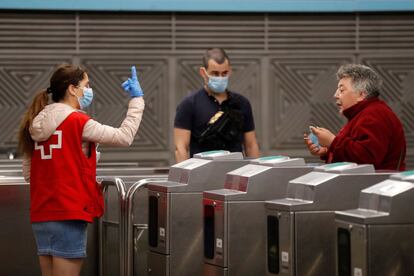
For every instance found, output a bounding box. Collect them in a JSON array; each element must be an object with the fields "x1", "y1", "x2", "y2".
[
  {"x1": 98, "y1": 175, "x2": 169, "y2": 276},
  {"x1": 99, "y1": 177, "x2": 127, "y2": 276},
  {"x1": 125, "y1": 178, "x2": 168, "y2": 276}
]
